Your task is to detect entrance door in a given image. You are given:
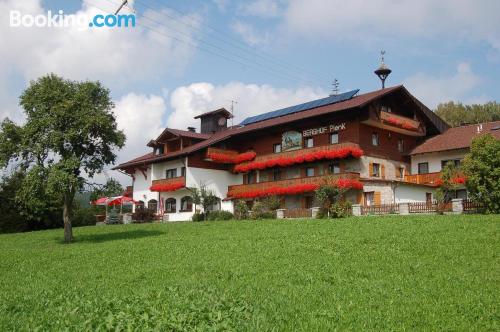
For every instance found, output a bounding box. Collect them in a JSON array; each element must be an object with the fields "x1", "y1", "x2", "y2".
[
  {"x1": 304, "y1": 196, "x2": 314, "y2": 209},
  {"x1": 426, "y1": 192, "x2": 432, "y2": 204}
]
